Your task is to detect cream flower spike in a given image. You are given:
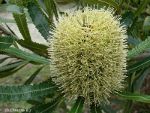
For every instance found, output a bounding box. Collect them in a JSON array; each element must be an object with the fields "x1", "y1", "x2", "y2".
[{"x1": 48, "y1": 7, "x2": 127, "y2": 104}]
